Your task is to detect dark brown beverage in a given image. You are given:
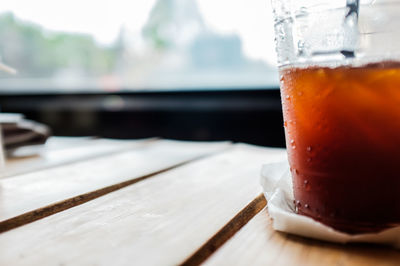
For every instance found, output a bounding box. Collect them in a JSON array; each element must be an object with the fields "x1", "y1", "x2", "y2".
[{"x1": 280, "y1": 62, "x2": 400, "y2": 234}]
